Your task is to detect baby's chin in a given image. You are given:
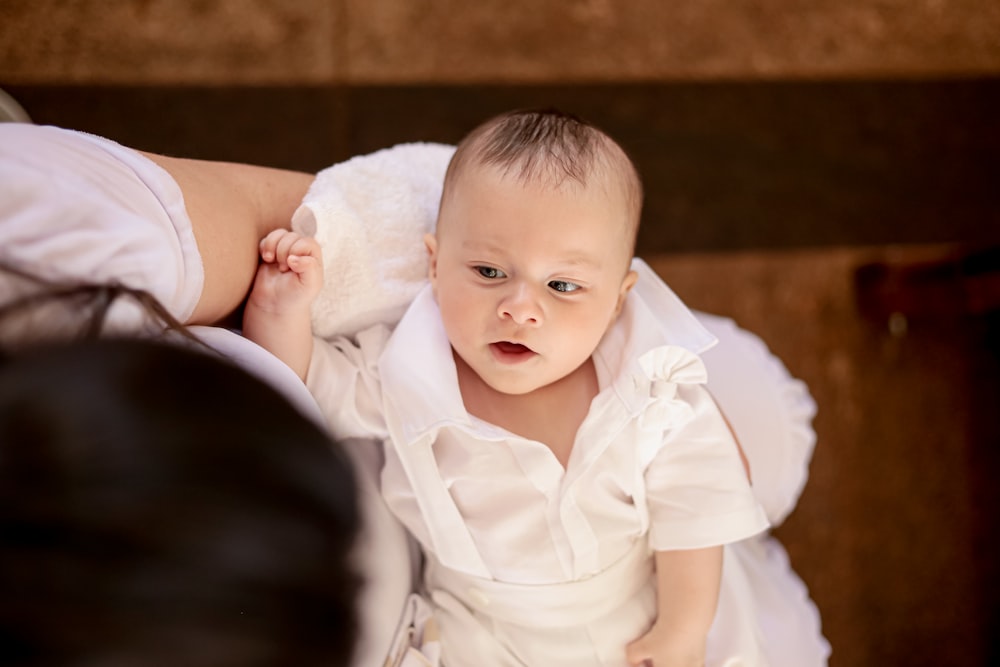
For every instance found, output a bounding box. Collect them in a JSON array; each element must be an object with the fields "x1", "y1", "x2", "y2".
[
  {"x1": 468, "y1": 373, "x2": 531, "y2": 396},
  {"x1": 487, "y1": 381, "x2": 544, "y2": 396},
  {"x1": 473, "y1": 353, "x2": 598, "y2": 398},
  {"x1": 466, "y1": 366, "x2": 545, "y2": 397},
  {"x1": 453, "y1": 350, "x2": 537, "y2": 396},
  {"x1": 481, "y1": 370, "x2": 573, "y2": 397}
]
